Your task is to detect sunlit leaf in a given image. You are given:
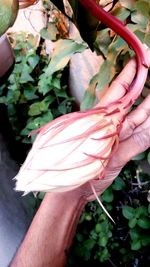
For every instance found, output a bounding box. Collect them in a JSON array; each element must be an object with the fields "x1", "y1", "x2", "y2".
[
  {"x1": 119, "y1": 0, "x2": 136, "y2": 10},
  {"x1": 111, "y1": 7, "x2": 130, "y2": 21},
  {"x1": 46, "y1": 39, "x2": 87, "y2": 75},
  {"x1": 96, "y1": 60, "x2": 115, "y2": 91},
  {"x1": 131, "y1": 1, "x2": 150, "y2": 28},
  {"x1": 28, "y1": 102, "x2": 41, "y2": 116},
  {"x1": 40, "y1": 23, "x2": 58, "y2": 41},
  {"x1": 28, "y1": 54, "x2": 40, "y2": 69},
  {"x1": 80, "y1": 74, "x2": 98, "y2": 110}
]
